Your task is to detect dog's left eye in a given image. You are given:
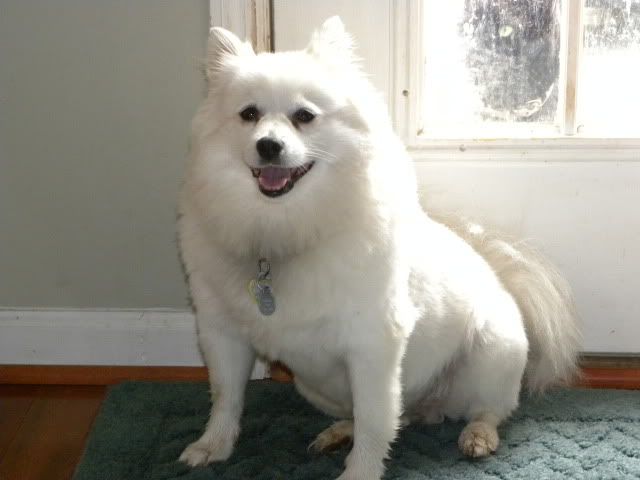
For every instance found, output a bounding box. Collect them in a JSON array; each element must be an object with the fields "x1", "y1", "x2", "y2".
[{"x1": 293, "y1": 108, "x2": 315, "y2": 124}]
